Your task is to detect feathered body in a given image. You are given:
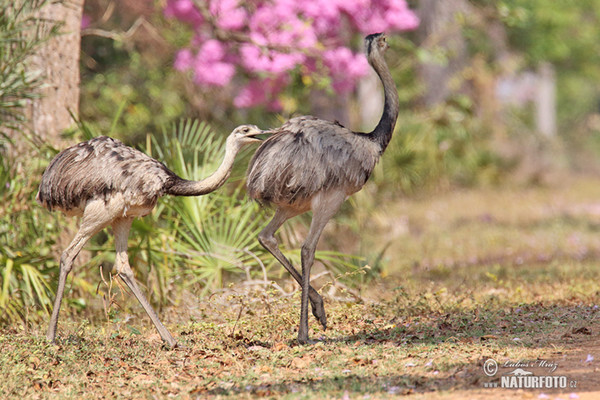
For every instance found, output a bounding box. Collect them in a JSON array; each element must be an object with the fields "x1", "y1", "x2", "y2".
[
  {"x1": 246, "y1": 117, "x2": 380, "y2": 210},
  {"x1": 37, "y1": 136, "x2": 178, "y2": 217}
]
